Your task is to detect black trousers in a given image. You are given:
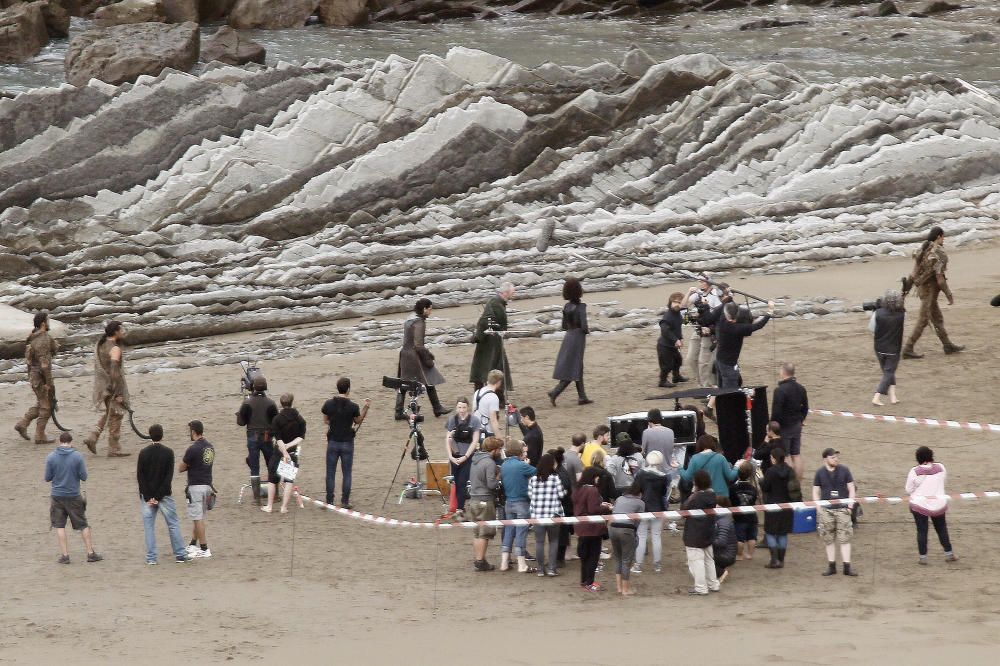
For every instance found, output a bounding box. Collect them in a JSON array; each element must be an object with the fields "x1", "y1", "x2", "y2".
[
  {"x1": 912, "y1": 510, "x2": 952, "y2": 556},
  {"x1": 657, "y1": 343, "x2": 683, "y2": 381},
  {"x1": 578, "y1": 535, "x2": 603, "y2": 585}
]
